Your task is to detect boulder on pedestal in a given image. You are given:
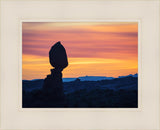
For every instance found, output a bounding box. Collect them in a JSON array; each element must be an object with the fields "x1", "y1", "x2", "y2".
[
  {"x1": 49, "y1": 41, "x2": 68, "y2": 69},
  {"x1": 42, "y1": 41, "x2": 68, "y2": 107}
]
